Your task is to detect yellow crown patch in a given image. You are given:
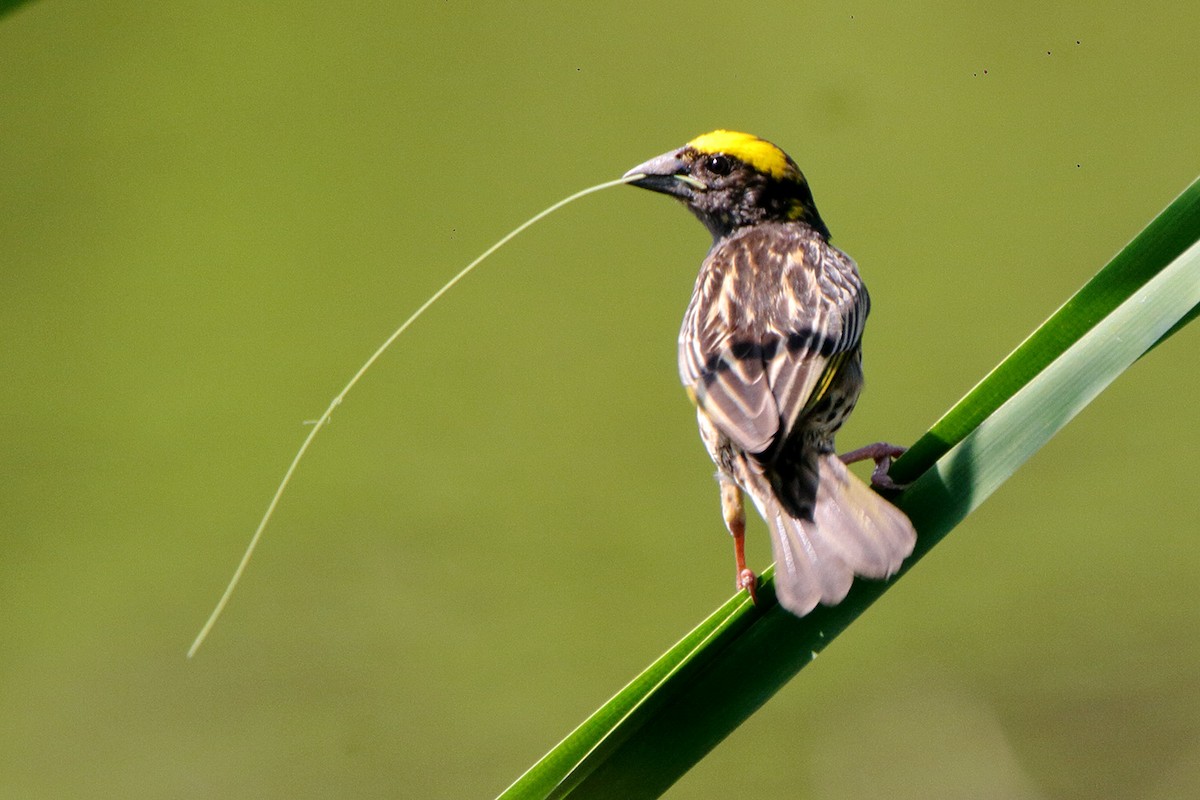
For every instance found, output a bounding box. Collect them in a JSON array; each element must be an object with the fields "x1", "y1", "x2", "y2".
[{"x1": 687, "y1": 130, "x2": 798, "y2": 181}]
